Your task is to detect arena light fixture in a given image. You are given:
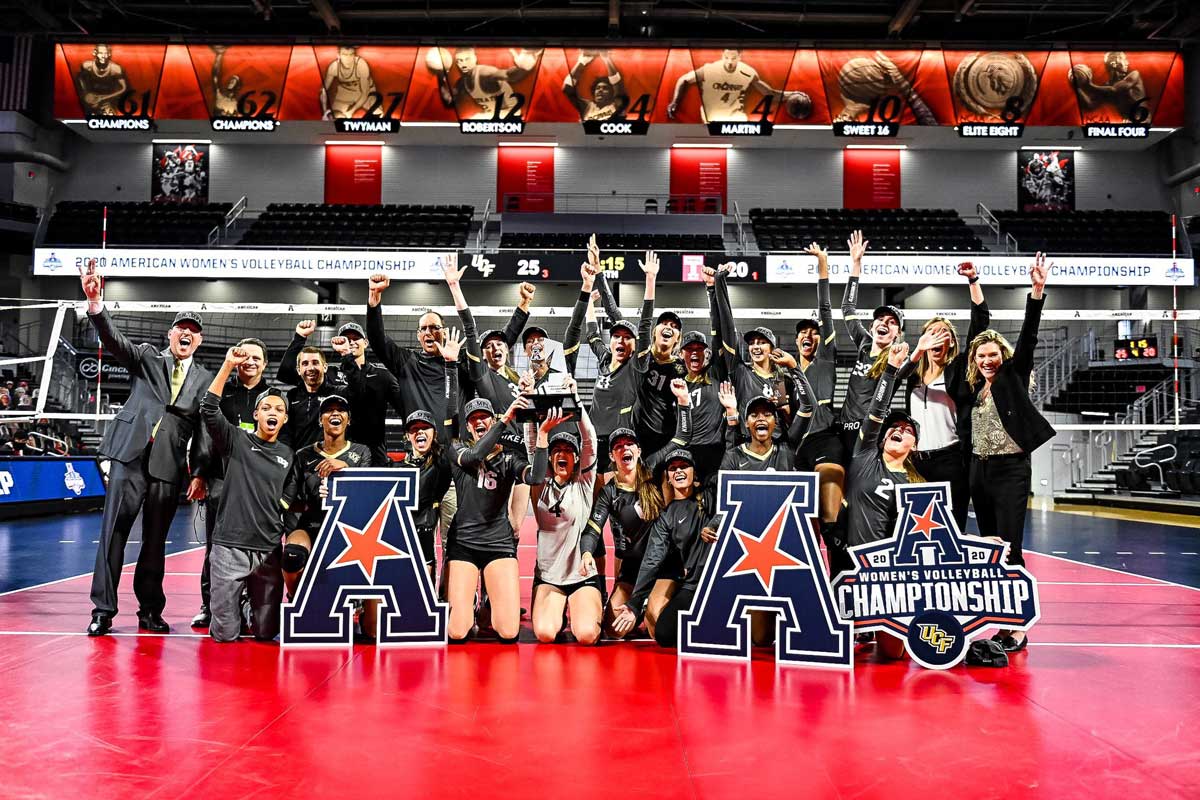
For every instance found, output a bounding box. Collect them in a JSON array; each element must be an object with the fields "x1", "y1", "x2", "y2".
[
  {"x1": 774, "y1": 124, "x2": 834, "y2": 130},
  {"x1": 844, "y1": 144, "x2": 907, "y2": 149},
  {"x1": 153, "y1": 139, "x2": 212, "y2": 144},
  {"x1": 60, "y1": 119, "x2": 87, "y2": 124},
  {"x1": 324, "y1": 140, "x2": 386, "y2": 145},
  {"x1": 497, "y1": 141, "x2": 558, "y2": 147},
  {"x1": 1020, "y1": 145, "x2": 1082, "y2": 151},
  {"x1": 399, "y1": 121, "x2": 458, "y2": 127},
  {"x1": 671, "y1": 143, "x2": 733, "y2": 149},
  {"x1": 1150, "y1": 127, "x2": 1178, "y2": 132}
]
